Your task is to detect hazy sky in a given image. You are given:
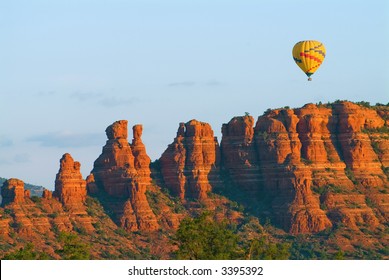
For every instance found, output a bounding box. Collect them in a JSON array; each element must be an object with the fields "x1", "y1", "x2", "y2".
[{"x1": 1, "y1": 0, "x2": 388, "y2": 189}]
